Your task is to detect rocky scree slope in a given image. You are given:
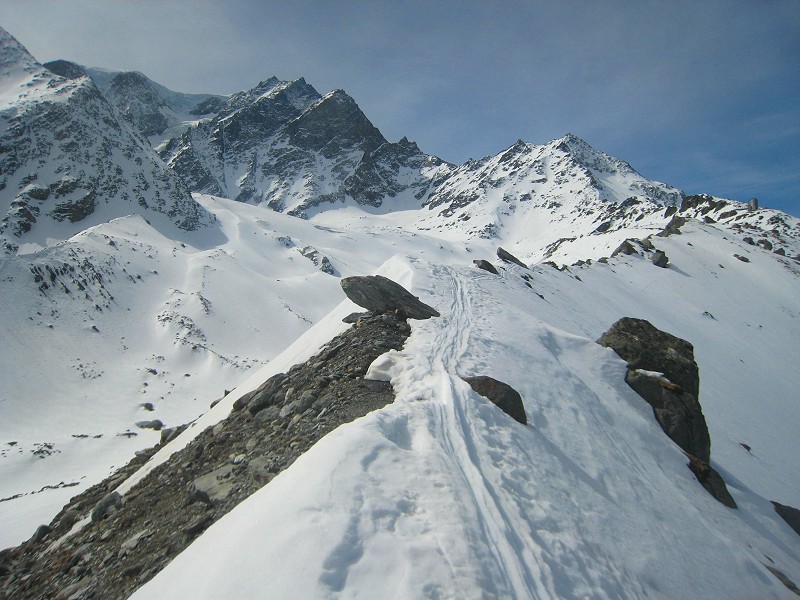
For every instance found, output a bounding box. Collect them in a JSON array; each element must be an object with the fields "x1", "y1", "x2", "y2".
[
  {"x1": 0, "y1": 28, "x2": 212, "y2": 255},
  {"x1": 0, "y1": 297, "x2": 418, "y2": 599}
]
